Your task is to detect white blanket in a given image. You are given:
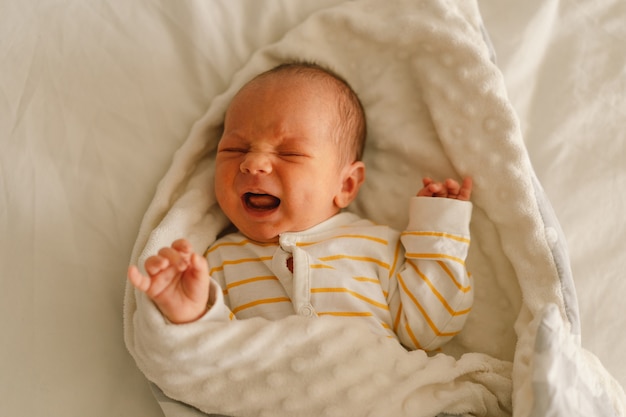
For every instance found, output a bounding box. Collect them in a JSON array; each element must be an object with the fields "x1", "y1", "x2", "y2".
[{"x1": 124, "y1": 0, "x2": 626, "y2": 416}]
